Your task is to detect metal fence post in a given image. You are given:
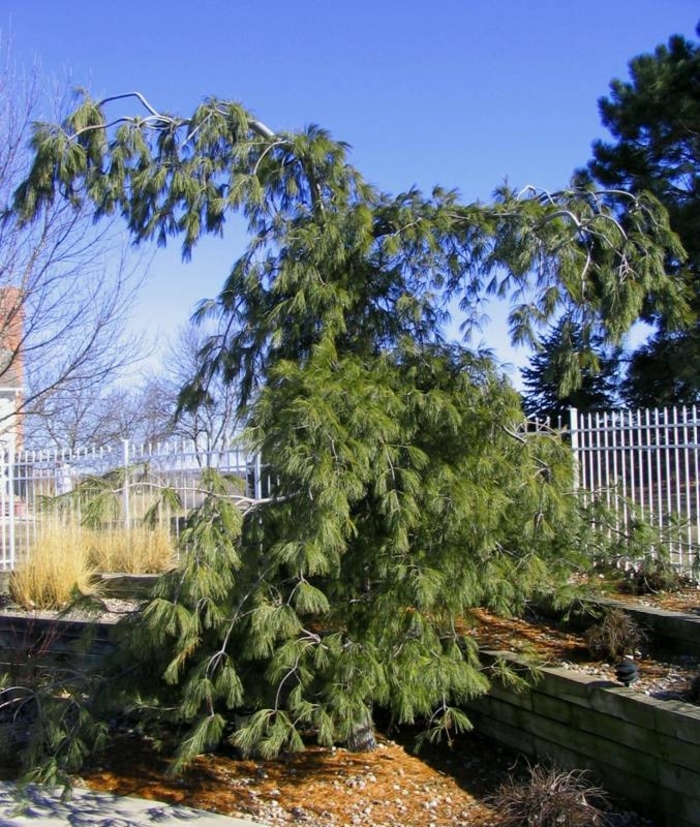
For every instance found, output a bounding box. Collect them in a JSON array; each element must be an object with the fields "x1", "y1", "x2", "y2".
[
  {"x1": 8, "y1": 435, "x2": 15, "y2": 570},
  {"x1": 0, "y1": 437, "x2": 15, "y2": 571},
  {"x1": 568, "y1": 407, "x2": 579, "y2": 494},
  {"x1": 254, "y1": 452, "x2": 263, "y2": 500},
  {"x1": 122, "y1": 438, "x2": 130, "y2": 529}
]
